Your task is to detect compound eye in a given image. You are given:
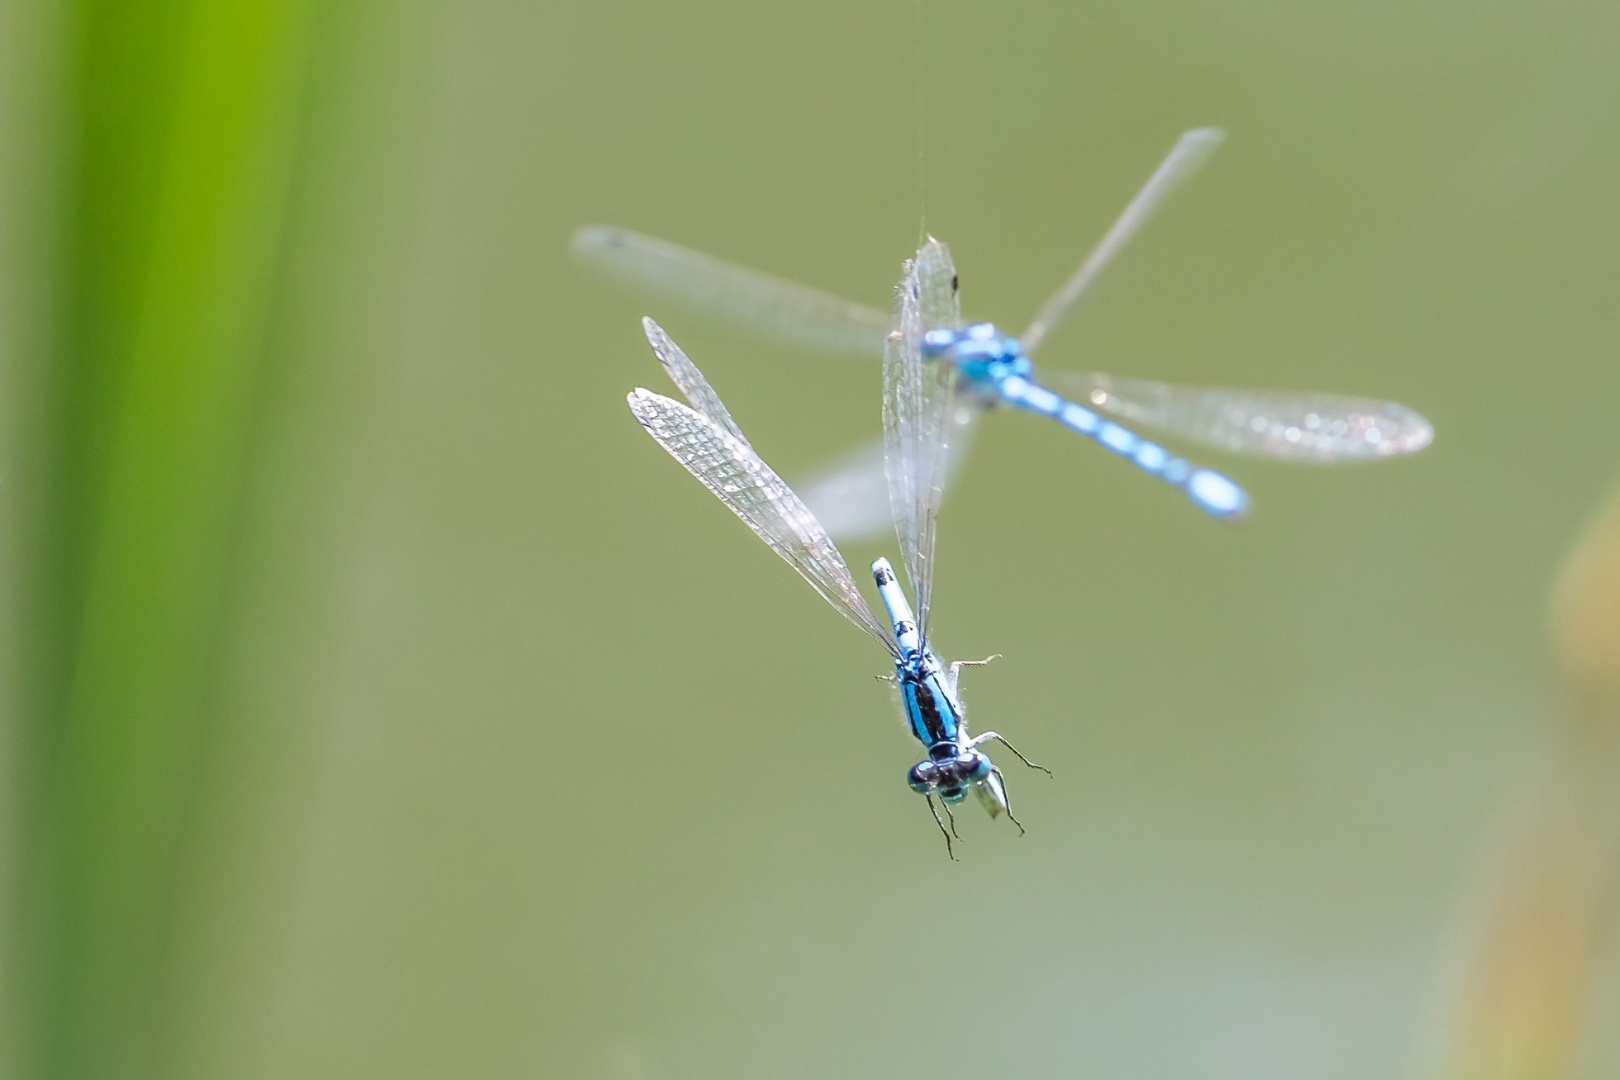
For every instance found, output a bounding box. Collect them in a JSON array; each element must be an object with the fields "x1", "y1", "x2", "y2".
[
  {"x1": 921, "y1": 328, "x2": 955, "y2": 355},
  {"x1": 907, "y1": 761, "x2": 937, "y2": 793},
  {"x1": 963, "y1": 752, "x2": 992, "y2": 782}
]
